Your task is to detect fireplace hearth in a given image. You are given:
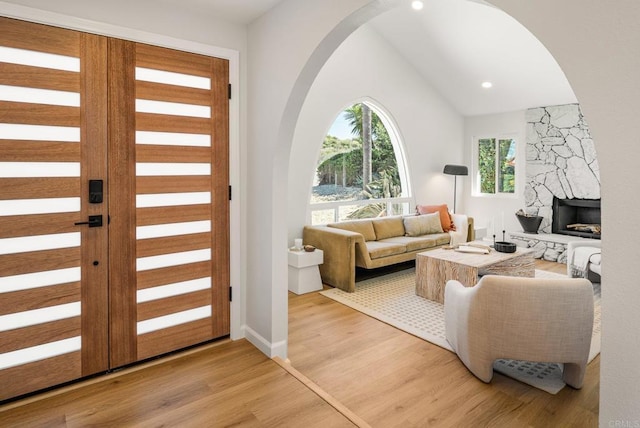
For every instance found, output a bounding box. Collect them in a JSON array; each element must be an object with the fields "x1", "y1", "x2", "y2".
[{"x1": 552, "y1": 197, "x2": 601, "y2": 239}]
